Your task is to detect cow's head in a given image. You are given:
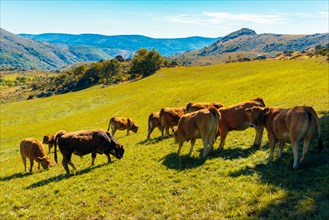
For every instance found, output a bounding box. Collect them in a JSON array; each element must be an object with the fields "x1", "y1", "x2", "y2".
[
  {"x1": 36, "y1": 156, "x2": 51, "y2": 170},
  {"x1": 114, "y1": 144, "x2": 125, "y2": 159},
  {"x1": 245, "y1": 106, "x2": 269, "y2": 127},
  {"x1": 42, "y1": 135, "x2": 51, "y2": 144},
  {"x1": 105, "y1": 131, "x2": 125, "y2": 159},
  {"x1": 131, "y1": 124, "x2": 138, "y2": 133}
]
